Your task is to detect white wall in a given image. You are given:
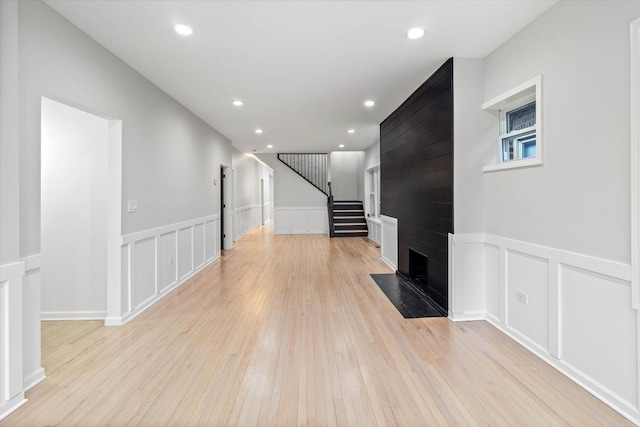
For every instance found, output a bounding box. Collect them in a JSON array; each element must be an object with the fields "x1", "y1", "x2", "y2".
[
  {"x1": 482, "y1": 1, "x2": 639, "y2": 263},
  {"x1": 364, "y1": 141, "x2": 380, "y2": 171},
  {"x1": 1, "y1": 3, "x2": 28, "y2": 417},
  {"x1": 19, "y1": 0, "x2": 233, "y2": 256},
  {"x1": 453, "y1": 58, "x2": 493, "y2": 234},
  {"x1": 41, "y1": 98, "x2": 109, "y2": 319},
  {"x1": 257, "y1": 153, "x2": 327, "y2": 207},
  {"x1": 0, "y1": 0, "x2": 20, "y2": 266},
  {"x1": 330, "y1": 151, "x2": 364, "y2": 200},
  {"x1": 449, "y1": 2, "x2": 640, "y2": 424},
  {"x1": 0, "y1": 0, "x2": 236, "y2": 418}
]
